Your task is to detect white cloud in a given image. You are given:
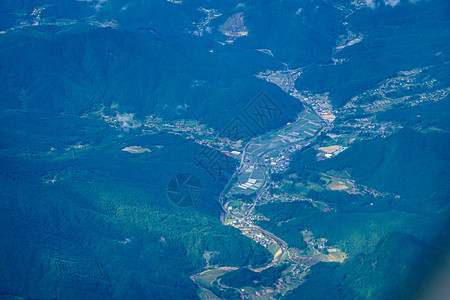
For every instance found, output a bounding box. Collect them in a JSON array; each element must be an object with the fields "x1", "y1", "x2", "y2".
[
  {"x1": 384, "y1": 0, "x2": 401, "y2": 7},
  {"x1": 365, "y1": 0, "x2": 422, "y2": 9},
  {"x1": 365, "y1": 0, "x2": 376, "y2": 9},
  {"x1": 116, "y1": 113, "x2": 142, "y2": 130}
]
